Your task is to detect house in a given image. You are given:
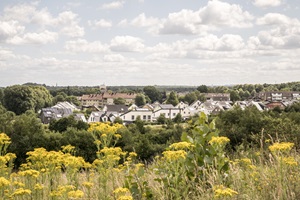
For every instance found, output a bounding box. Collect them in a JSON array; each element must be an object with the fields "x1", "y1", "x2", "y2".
[
  {"x1": 204, "y1": 93, "x2": 230, "y2": 101},
  {"x1": 103, "y1": 92, "x2": 136, "y2": 106},
  {"x1": 102, "y1": 105, "x2": 128, "y2": 113},
  {"x1": 74, "y1": 113, "x2": 87, "y2": 123},
  {"x1": 181, "y1": 106, "x2": 198, "y2": 119},
  {"x1": 81, "y1": 92, "x2": 137, "y2": 108},
  {"x1": 175, "y1": 101, "x2": 189, "y2": 110},
  {"x1": 265, "y1": 101, "x2": 286, "y2": 110},
  {"x1": 152, "y1": 104, "x2": 181, "y2": 121},
  {"x1": 257, "y1": 91, "x2": 300, "y2": 101},
  {"x1": 40, "y1": 101, "x2": 79, "y2": 124},
  {"x1": 120, "y1": 108, "x2": 153, "y2": 123},
  {"x1": 190, "y1": 100, "x2": 202, "y2": 110}
]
